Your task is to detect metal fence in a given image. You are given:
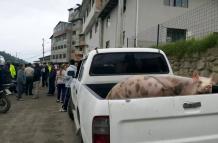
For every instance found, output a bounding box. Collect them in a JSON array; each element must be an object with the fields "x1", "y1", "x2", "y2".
[{"x1": 127, "y1": 0, "x2": 218, "y2": 48}]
